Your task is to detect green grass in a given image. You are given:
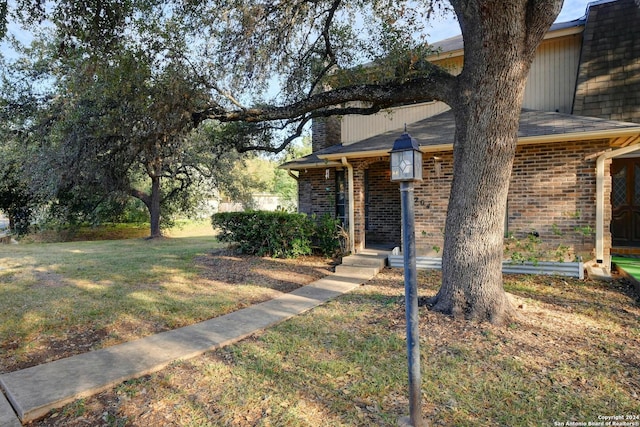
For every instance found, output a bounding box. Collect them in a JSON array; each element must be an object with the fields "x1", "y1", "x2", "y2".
[
  {"x1": 29, "y1": 268, "x2": 640, "y2": 427},
  {"x1": 19, "y1": 219, "x2": 215, "y2": 243},
  {"x1": 0, "y1": 233, "x2": 223, "y2": 363},
  {"x1": 1, "y1": 221, "x2": 332, "y2": 374},
  {"x1": 4, "y1": 234, "x2": 639, "y2": 426}
]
